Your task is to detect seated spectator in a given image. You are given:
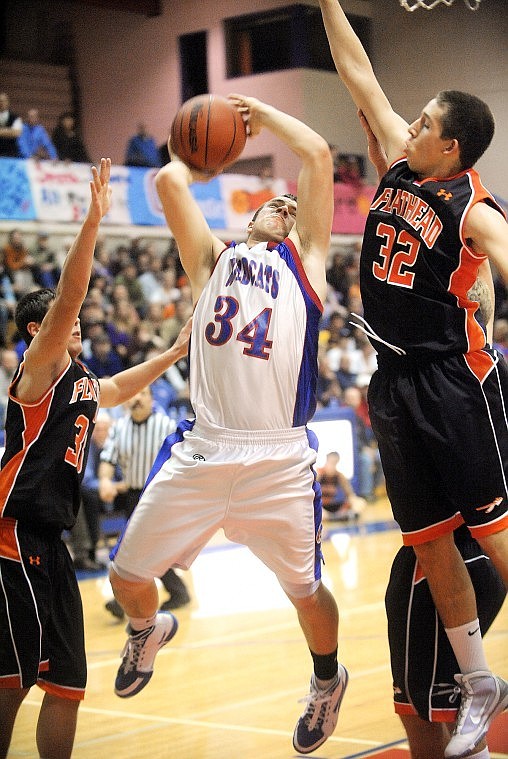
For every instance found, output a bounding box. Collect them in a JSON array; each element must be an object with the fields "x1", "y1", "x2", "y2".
[
  {"x1": 85, "y1": 333, "x2": 124, "y2": 378},
  {"x1": 136, "y1": 246, "x2": 163, "y2": 301},
  {"x1": 0, "y1": 92, "x2": 22, "y2": 157},
  {"x1": 30, "y1": 231, "x2": 61, "y2": 289},
  {"x1": 326, "y1": 250, "x2": 350, "y2": 306},
  {"x1": 125, "y1": 122, "x2": 161, "y2": 168},
  {"x1": 18, "y1": 108, "x2": 57, "y2": 160},
  {"x1": 114, "y1": 261, "x2": 145, "y2": 314},
  {"x1": 52, "y1": 111, "x2": 91, "y2": 163},
  {"x1": 151, "y1": 267, "x2": 181, "y2": 315},
  {"x1": 139, "y1": 301, "x2": 168, "y2": 350},
  {"x1": 319, "y1": 310, "x2": 350, "y2": 349},
  {"x1": 105, "y1": 298, "x2": 140, "y2": 362},
  {"x1": 160, "y1": 295, "x2": 193, "y2": 347},
  {"x1": 1, "y1": 228, "x2": 37, "y2": 297},
  {"x1": 336, "y1": 352, "x2": 359, "y2": 391},
  {"x1": 316, "y1": 344, "x2": 343, "y2": 409},
  {"x1": 317, "y1": 451, "x2": 366, "y2": 522}
]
